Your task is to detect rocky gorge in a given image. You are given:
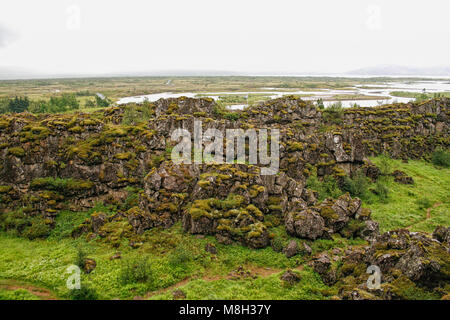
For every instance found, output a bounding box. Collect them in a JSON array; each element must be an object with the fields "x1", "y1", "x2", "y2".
[{"x1": 0, "y1": 96, "x2": 449, "y2": 299}]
